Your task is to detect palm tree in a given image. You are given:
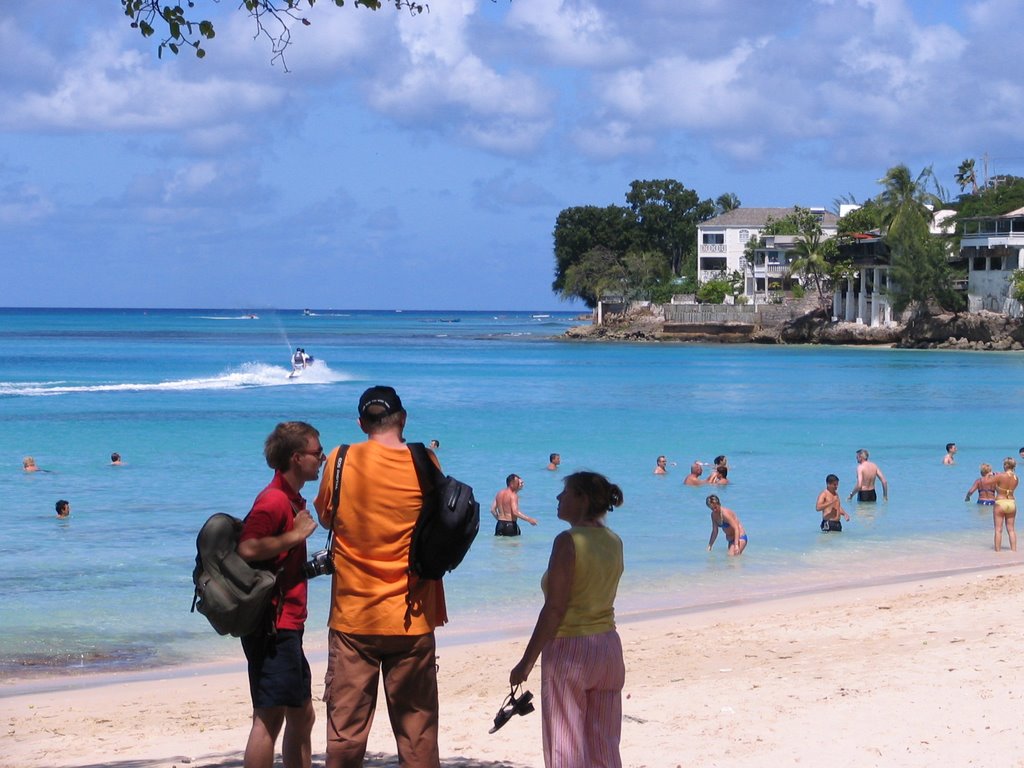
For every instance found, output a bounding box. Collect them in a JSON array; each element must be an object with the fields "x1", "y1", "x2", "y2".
[
  {"x1": 786, "y1": 223, "x2": 833, "y2": 311},
  {"x1": 954, "y1": 158, "x2": 978, "y2": 194},
  {"x1": 715, "y1": 193, "x2": 741, "y2": 215},
  {"x1": 876, "y1": 164, "x2": 944, "y2": 242}
]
